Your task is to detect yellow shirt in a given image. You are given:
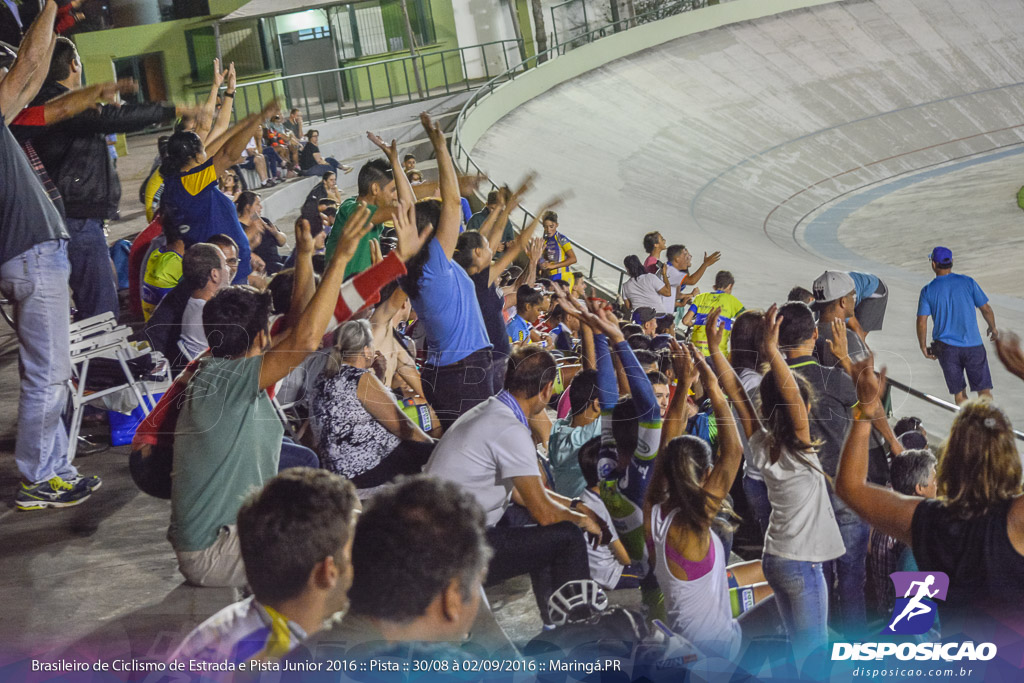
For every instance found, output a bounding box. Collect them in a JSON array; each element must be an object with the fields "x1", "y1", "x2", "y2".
[{"x1": 687, "y1": 290, "x2": 744, "y2": 356}]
